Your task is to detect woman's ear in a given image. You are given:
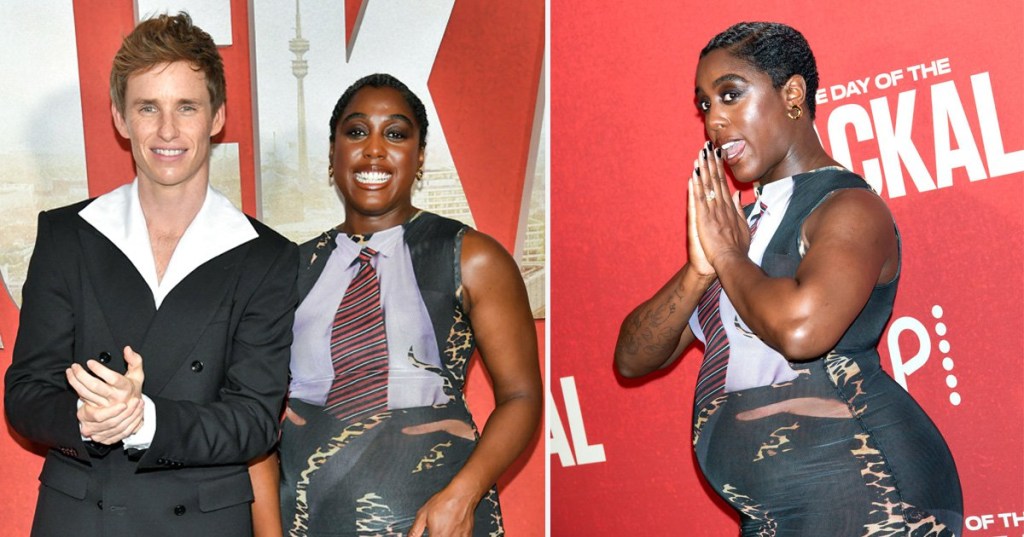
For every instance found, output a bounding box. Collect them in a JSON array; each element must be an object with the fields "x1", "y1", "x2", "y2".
[{"x1": 783, "y1": 74, "x2": 807, "y2": 107}]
